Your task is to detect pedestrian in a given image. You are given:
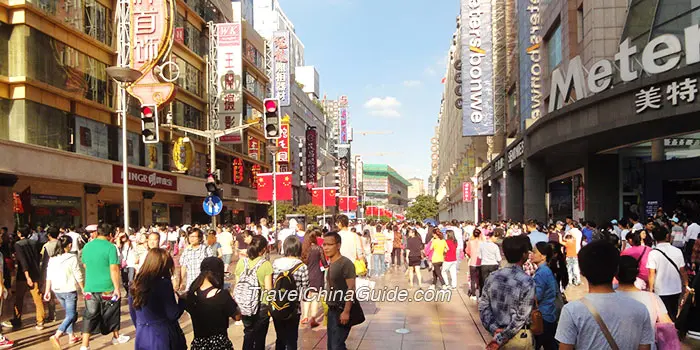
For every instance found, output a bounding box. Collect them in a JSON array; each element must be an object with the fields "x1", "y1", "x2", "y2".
[
  {"x1": 465, "y1": 228, "x2": 482, "y2": 300},
  {"x1": 128, "y1": 248, "x2": 186, "y2": 350},
  {"x1": 147, "y1": 232, "x2": 161, "y2": 250},
  {"x1": 116, "y1": 230, "x2": 137, "y2": 295},
  {"x1": 531, "y1": 242, "x2": 561, "y2": 350},
  {"x1": 184, "y1": 257, "x2": 239, "y2": 350},
  {"x1": 621, "y1": 231, "x2": 651, "y2": 290},
  {"x1": 323, "y1": 231, "x2": 359, "y2": 350},
  {"x1": 439, "y1": 230, "x2": 458, "y2": 289},
  {"x1": 616, "y1": 255, "x2": 675, "y2": 349},
  {"x1": 559, "y1": 233, "x2": 581, "y2": 286},
  {"x1": 428, "y1": 228, "x2": 447, "y2": 290},
  {"x1": 271, "y1": 236, "x2": 309, "y2": 350},
  {"x1": 527, "y1": 220, "x2": 548, "y2": 246},
  {"x1": 405, "y1": 228, "x2": 424, "y2": 288},
  {"x1": 555, "y1": 240, "x2": 654, "y2": 349},
  {"x1": 217, "y1": 227, "x2": 235, "y2": 276},
  {"x1": 235, "y1": 235, "x2": 272, "y2": 350},
  {"x1": 371, "y1": 226, "x2": 386, "y2": 277},
  {"x1": 0, "y1": 231, "x2": 14, "y2": 348},
  {"x1": 40, "y1": 227, "x2": 61, "y2": 323},
  {"x1": 301, "y1": 230, "x2": 327, "y2": 328},
  {"x1": 206, "y1": 230, "x2": 223, "y2": 259},
  {"x1": 647, "y1": 226, "x2": 688, "y2": 321},
  {"x1": 44, "y1": 235, "x2": 84, "y2": 348},
  {"x1": 4, "y1": 224, "x2": 45, "y2": 330},
  {"x1": 178, "y1": 228, "x2": 212, "y2": 292},
  {"x1": 392, "y1": 226, "x2": 403, "y2": 269},
  {"x1": 479, "y1": 236, "x2": 535, "y2": 349},
  {"x1": 336, "y1": 215, "x2": 363, "y2": 265},
  {"x1": 478, "y1": 231, "x2": 502, "y2": 295},
  {"x1": 80, "y1": 223, "x2": 130, "y2": 350},
  {"x1": 0, "y1": 227, "x2": 13, "y2": 292}
]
